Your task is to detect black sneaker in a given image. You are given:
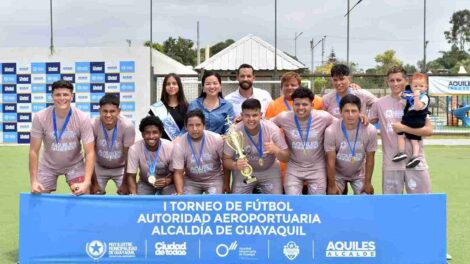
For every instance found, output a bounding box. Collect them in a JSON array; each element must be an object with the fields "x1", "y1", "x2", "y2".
[
  {"x1": 406, "y1": 157, "x2": 421, "y2": 168},
  {"x1": 392, "y1": 152, "x2": 407, "y2": 162}
]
